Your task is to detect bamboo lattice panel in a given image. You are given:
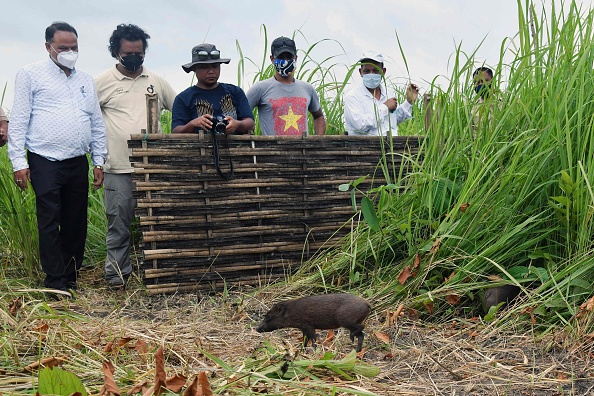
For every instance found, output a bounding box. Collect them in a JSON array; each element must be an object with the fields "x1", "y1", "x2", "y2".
[{"x1": 129, "y1": 134, "x2": 421, "y2": 294}]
